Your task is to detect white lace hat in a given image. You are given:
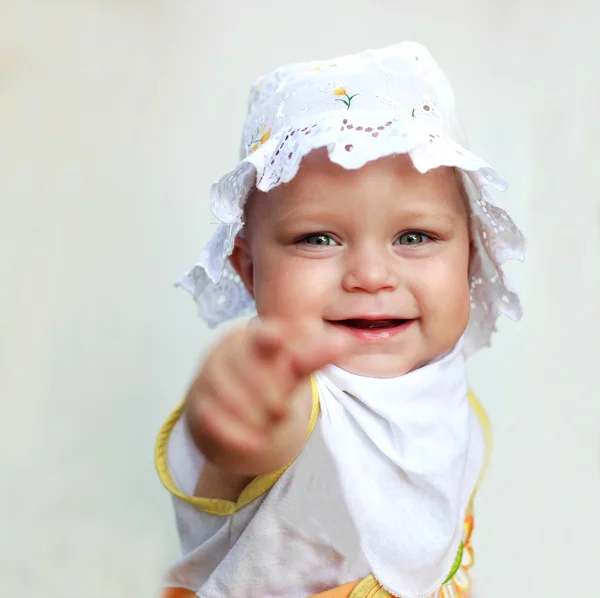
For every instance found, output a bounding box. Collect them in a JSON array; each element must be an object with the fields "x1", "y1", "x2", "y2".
[{"x1": 178, "y1": 42, "x2": 525, "y2": 355}]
